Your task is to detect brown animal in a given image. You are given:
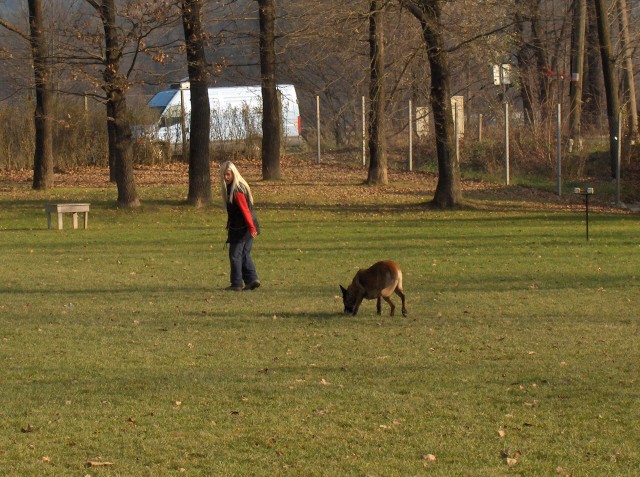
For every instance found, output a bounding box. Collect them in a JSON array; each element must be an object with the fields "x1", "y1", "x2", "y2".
[{"x1": 340, "y1": 260, "x2": 407, "y2": 317}]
